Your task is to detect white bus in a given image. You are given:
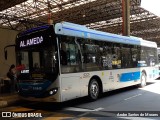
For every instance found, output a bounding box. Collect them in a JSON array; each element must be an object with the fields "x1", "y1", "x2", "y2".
[{"x1": 15, "y1": 22, "x2": 159, "y2": 102}]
